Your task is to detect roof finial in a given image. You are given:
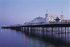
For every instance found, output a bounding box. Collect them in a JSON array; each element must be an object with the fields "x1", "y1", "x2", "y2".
[
  {"x1": 61, "y1": 11, "x2": 64, "y2": 20},
  {"x1": 46, "y1": 10, "x2": 48, "y2": 14},
  {"x1": 61, "y1": 11, "x2": 63, "y2": 15}
]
